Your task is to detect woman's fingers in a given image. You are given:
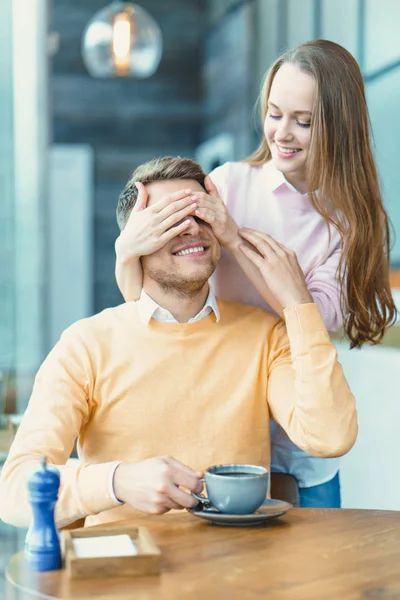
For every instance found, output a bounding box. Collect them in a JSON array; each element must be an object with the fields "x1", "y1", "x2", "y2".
[
  {"x1": 158, "y1": 219, "x2": 192, "y2": 244},
  {"x1": 158, "y1": 197, "x2": 197, "y2": 223},
  {"x1": 238, "y1": 229, "x2": 275, "y2": 260},
  {"x1": 204, "y1": 175, "x2": 218, "y2": 196},
  {"x1": 155, "y1": 190, "x2": 223, "y2": 225},
  {"x1": 132, "y1": 186, "x2": 222, "y2": 221},
  {"x1": 238, "y1": 243, "x2": 266, "y2": 270},
  {"x1": 240, "y1": 228, "x2": 286, "y2": 256},
  {"x1": 161, "y1": 204, "x2": 197, "y2": 230},
  {"x1": 193, "y1": 194, "x2": 226, "y2": 222},
  {"x1": 191, "y1": 190, "x2": 221, "y2": 205},
  {"x1": 194, "y1": 207, "x2": 216, "y2": 225},
  {"x1": 153, "y1": 189, "x2": 194, "y2": 213},
  {"x1": 194, "y1": 196, "x2": 224, "y2": 214}
]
